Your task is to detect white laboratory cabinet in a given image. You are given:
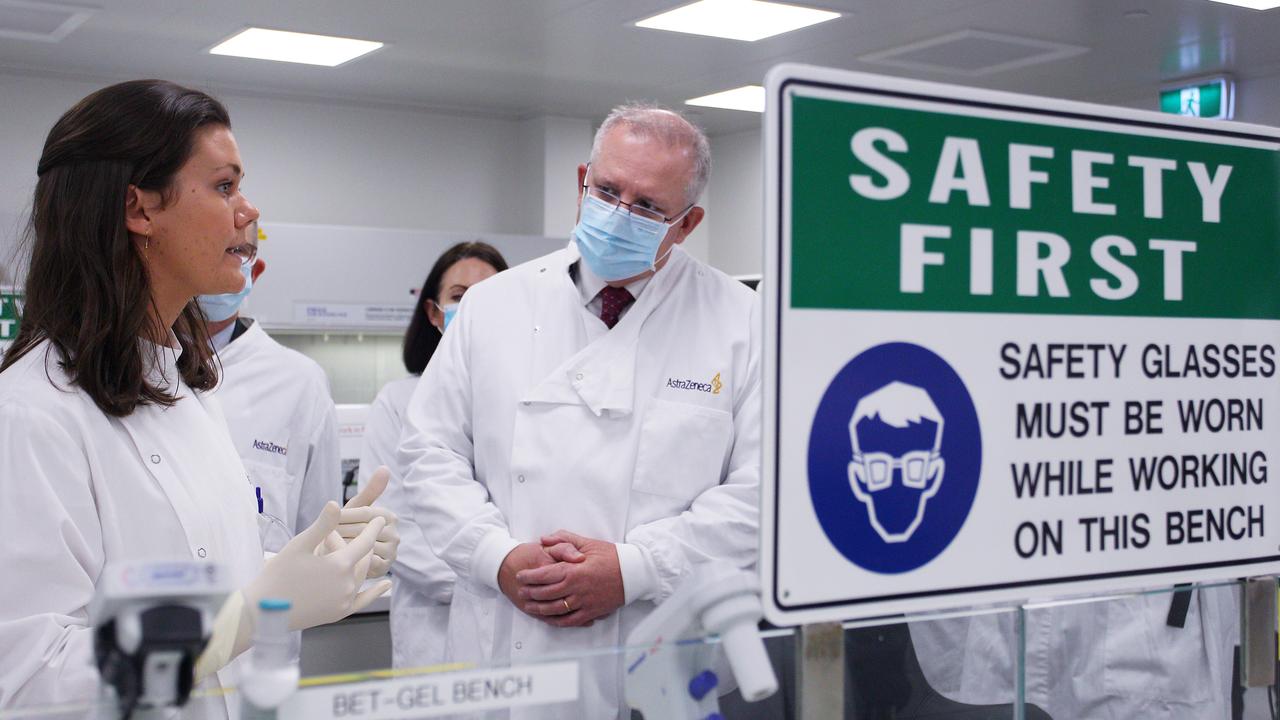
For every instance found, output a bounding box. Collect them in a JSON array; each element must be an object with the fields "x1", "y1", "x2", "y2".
[
  {"x1": 243, "y1": 222, "x2": 564, "y2": 334},
  {"x1": 245, "y1": 222, "x2": 566, "y2": 403}
]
